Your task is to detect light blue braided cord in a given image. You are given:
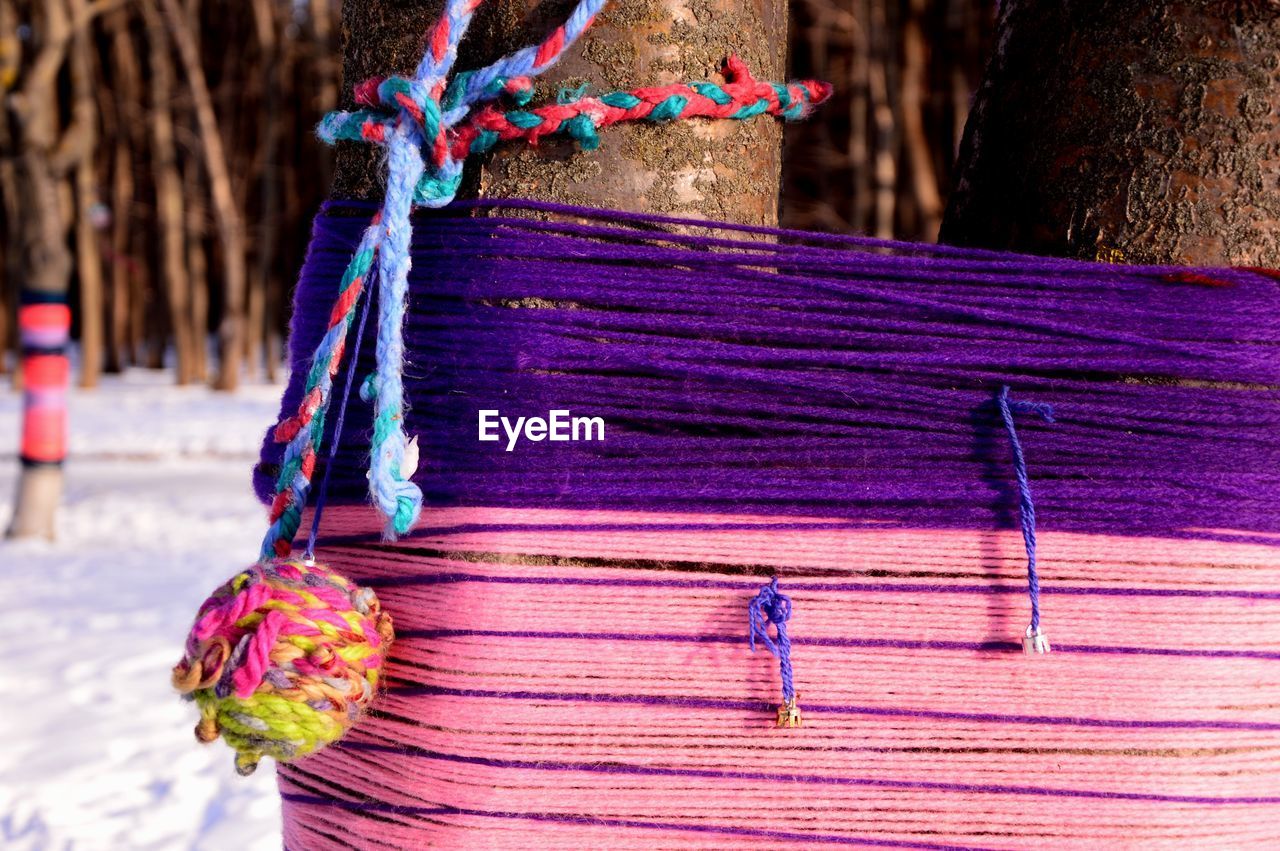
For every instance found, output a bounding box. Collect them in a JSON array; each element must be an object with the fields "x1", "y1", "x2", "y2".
[
  {"x1": 367, "y1": 123, "x2": 427, "y2": 539},
  {"x1": 412, "y1": 0, "x2": 482, "y2": 84},
  {"x1": 440, "y1": 0, "x2": 608, "y2": 125},
  {"x1": 315, "y1": 111, "x2": 381, "y2": 144}
]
